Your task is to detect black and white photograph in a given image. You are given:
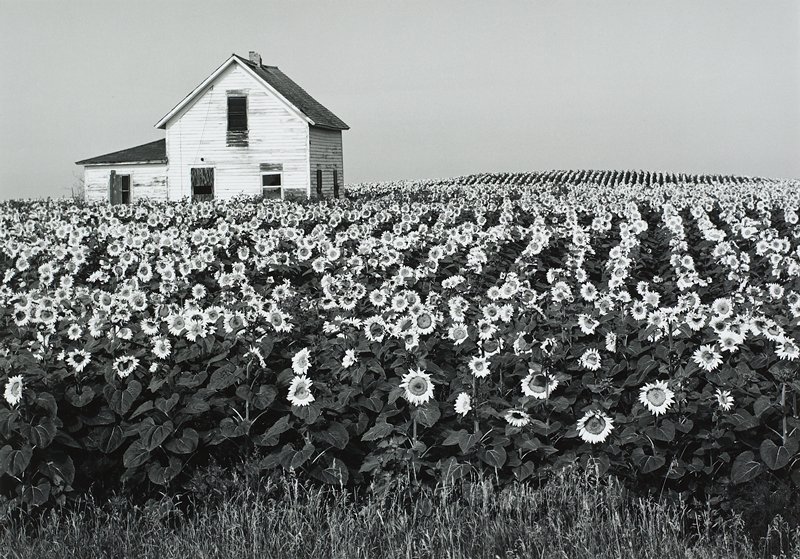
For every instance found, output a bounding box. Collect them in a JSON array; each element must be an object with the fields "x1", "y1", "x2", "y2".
[{"x1": 1, "y1": 1, "x2": 799, "y2": 557}]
